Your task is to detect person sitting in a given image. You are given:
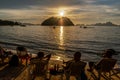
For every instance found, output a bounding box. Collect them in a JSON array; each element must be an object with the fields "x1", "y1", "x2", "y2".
[
  {"x1": 9, "y1": 54, "x2": 19, "y2": 67},
  {"x1": 63, "y1": 51, "x2": 87, "y2": 80},
  {"x1": 88, "y1": 49, "x2": 116, "y2": 71},
  {"x1": 0, "y1": 46, "x2": 13, "y2": 63},
  {"x1": 30, "y1": 51, "x2": 51, "y2": 80},
  {"x1": 16, "y1": 46, "x2": 30, "y2": 65}
]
